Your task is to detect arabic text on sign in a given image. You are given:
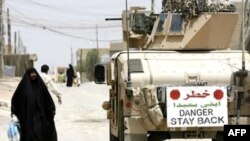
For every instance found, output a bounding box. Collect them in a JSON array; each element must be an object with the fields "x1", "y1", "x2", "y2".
[{"x1": 184, "y1": 90, "x2": 210, "y2": 100}]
